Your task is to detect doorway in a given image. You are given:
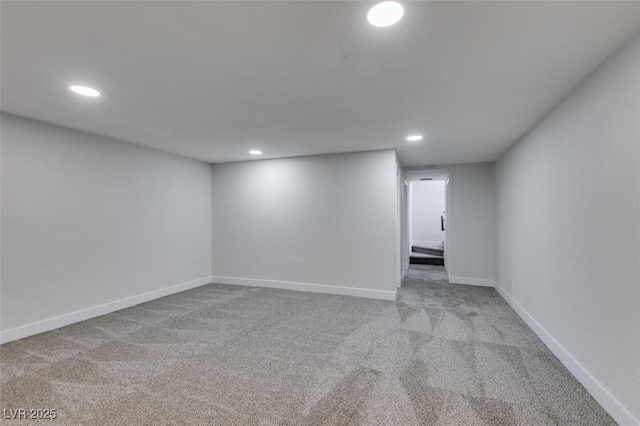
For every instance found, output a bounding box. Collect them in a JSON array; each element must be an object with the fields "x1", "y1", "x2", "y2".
[{"x1": 408, "y1": 177, "x2": 446, "y2": 267}]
